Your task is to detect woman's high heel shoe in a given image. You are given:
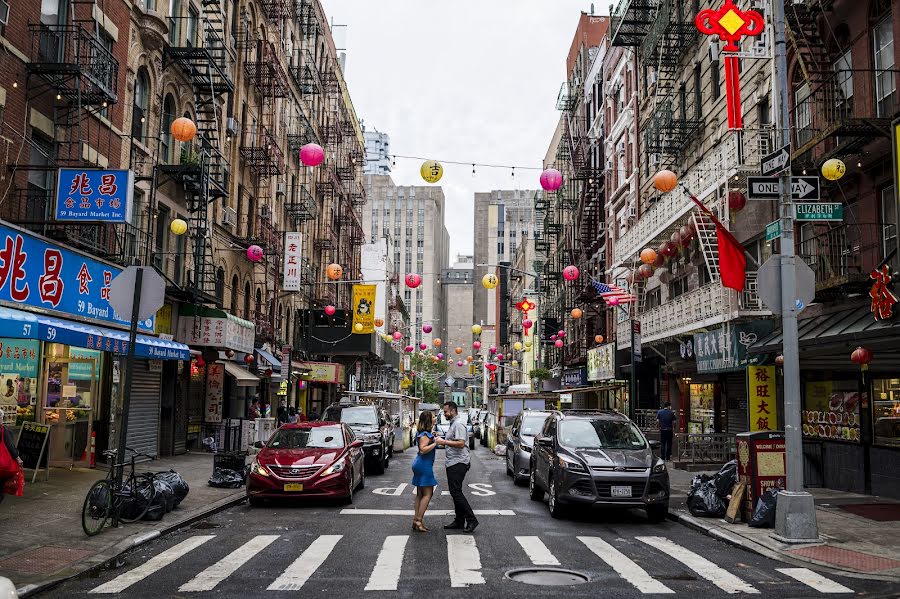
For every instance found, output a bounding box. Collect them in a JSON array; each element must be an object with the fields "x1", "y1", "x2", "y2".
[{"x1": 413, "y1": 520, "x2": 428, "y2": 532}]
